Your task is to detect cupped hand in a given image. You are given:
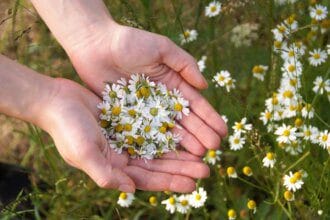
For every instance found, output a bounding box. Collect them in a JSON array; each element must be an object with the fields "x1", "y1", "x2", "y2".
[
  {"x1": 43, "y1": 78, "x2": 209, "y2": 193},
  {"x1": 67, "y1": 22, "x2": 228, "y2": 156}
]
